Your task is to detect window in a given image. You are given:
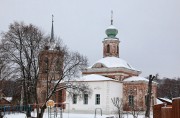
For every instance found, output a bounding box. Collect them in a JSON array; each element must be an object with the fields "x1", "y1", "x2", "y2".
[
  {"x1": 83, "y1": 94, "x2": 88, "y2": 104},
  {"x1": 72, "y1": 94, "x2": 77, "y2": 104},
  {"x1": 117, "y1": 45, "x2": 119, "y2": 54},
  {"x1": 129, "y1": 95, "x2": 134, "y2": 107},
  {"x1": 58, "y1": 90, "x2": 63, "y2": 102},
  {"x1": 107, "y1": 44, "x2": 110, "y2": 53},
  {"x1": 95, "y1": 94, "x2": 100, "y2": 105},
  {"x1": 43, "y1": 57, "x2": 49, "y2": 73},
  {"x1": 56, "y1": 59, "x2": 62, "y2": 71}
]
